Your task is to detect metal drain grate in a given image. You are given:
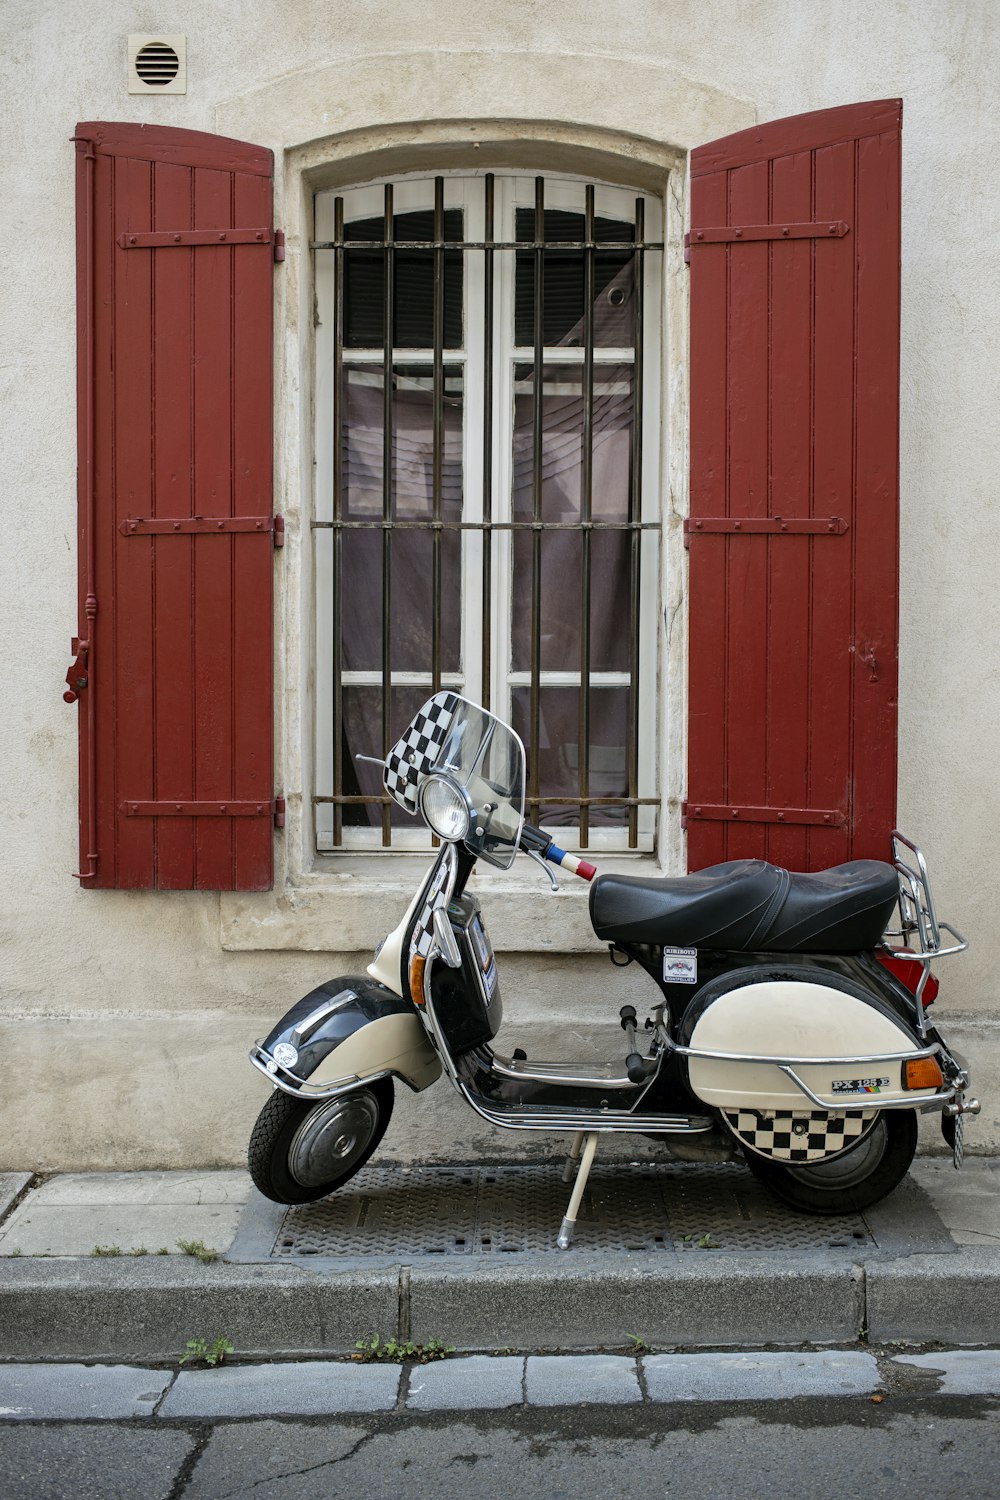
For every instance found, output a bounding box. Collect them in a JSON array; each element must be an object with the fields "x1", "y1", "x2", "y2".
[{"x1": 272, "y1": 1161, "x2": 874, "y2": 1258}]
